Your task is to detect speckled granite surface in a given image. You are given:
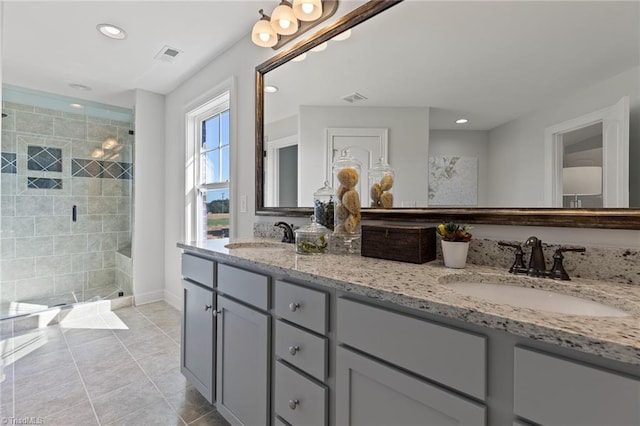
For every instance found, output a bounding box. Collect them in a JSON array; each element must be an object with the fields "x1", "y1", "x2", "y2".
[
  {"x1": 179, "y1": 238, "x2": 640, "y2": 366},
  {"x1": 255, "y1": 223, "x2": 639, "y2": 284}
]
